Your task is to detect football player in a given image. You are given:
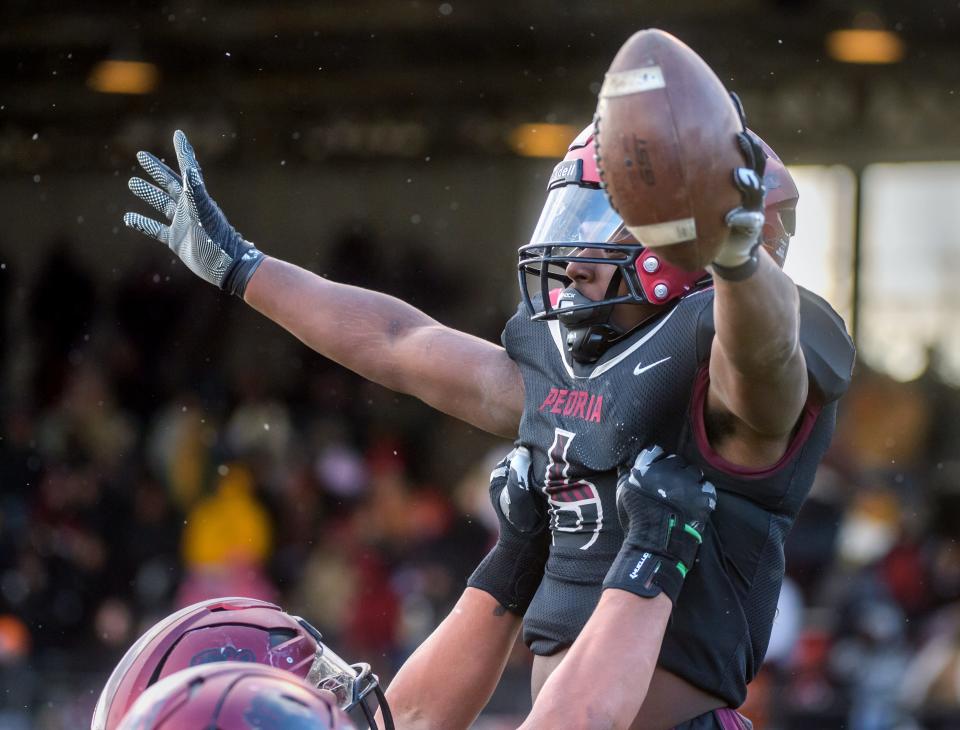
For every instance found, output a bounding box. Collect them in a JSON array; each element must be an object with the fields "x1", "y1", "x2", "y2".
[{"x1": 122, "y1": 111, "x2": 853, "y2": 727}]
